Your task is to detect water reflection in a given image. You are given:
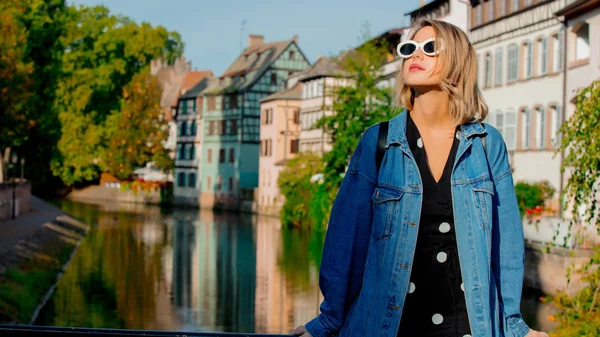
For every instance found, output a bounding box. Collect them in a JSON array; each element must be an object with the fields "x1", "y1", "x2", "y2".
[
  {"x1": 37, "y1": 200, "x2": 324, "y2": 333},
  {"x1": 36, "y1": 199, "x2": 549, "y2": 333}
]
